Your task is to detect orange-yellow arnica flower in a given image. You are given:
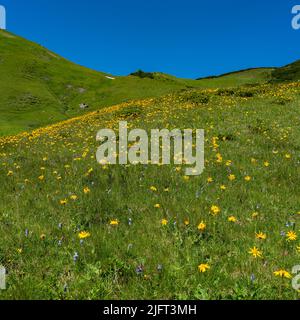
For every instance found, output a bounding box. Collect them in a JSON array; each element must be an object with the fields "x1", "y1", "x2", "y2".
[
  {"x1": 7, "y1": 170, "x2": 13, "y2": 176},
  {"x1": 228, "y1": 216, "x2": 237, "y2": 222},
  {"x1": 78, "y1": 231, "x2": 91, "y2": 239},
  {"x1": 249, "y1": 246, "x2": 263, "y2": 258},
  {"x1": 198, "y1": 263, "x2": 210, "y2": 273},
  {"x1": 273, "y1": 270, "x2": 292, "y2": 279},
  {"x1": 154, "y1": 203, "x2": 161, "y2": 208},
  {"x1": 60, "y1": 199, "x2": 68, "y2": 205},
  {"x1": 184, "y1": 219, "x2": 190, "y2": 226},
  {"x1": 286, "y1": 231, "x2": 297, "y2": 241},
  {"x1": 110, "y1": 219, "x2": 119, "y2": 226},
  {"x1": 228, "y1": 174, "x2": 236, "y2": 181},
  {"x1": 207, "y1": 177, "x2": 213, "y2": 183},
  {"x1": 84, "y1": 187, "x2": 91, "y2": 194},
  {"x1": 150, "y1": 186, "x2": 157, "y2": 192},
  {"x1": 220, "y1": 185, "x2": 226, "y2": 190},
  {"x1": 210, "y1": 205, "x2": 221, "y2": 216},
  {"x1": 161, "y1": 219, "x2": 168, "y2": 226},
  {"x1": 197, "y1": 221, "x2": 206, "y2": 231},
  {"x1": 256, "y1": 232, "x2": 267, "y2": 240},
  {"x1": 244, "y1": 176, "x2": 251, "y2": 182},
  {"x1": 252, "y1": 212, "x2": 259, "y2": 218},
  {"x1": 40, "y1": 234, "x2": 46, "y2": 240},
  {"x1": 70, "y1": 195, "x2": 78, "y2": 200},
  {"x1": 38, "y1": 175, "x2": 44, "y2": 181}
]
